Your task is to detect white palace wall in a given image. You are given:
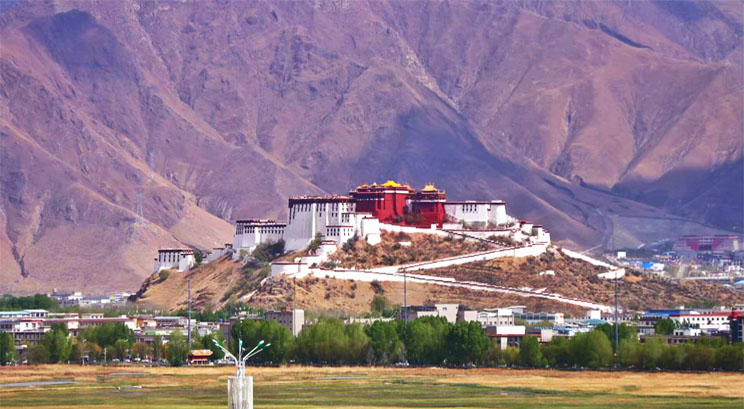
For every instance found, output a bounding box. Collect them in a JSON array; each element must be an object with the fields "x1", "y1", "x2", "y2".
[{"x1": 444, "y1": 201, "x2": 509, "y2": 226}]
